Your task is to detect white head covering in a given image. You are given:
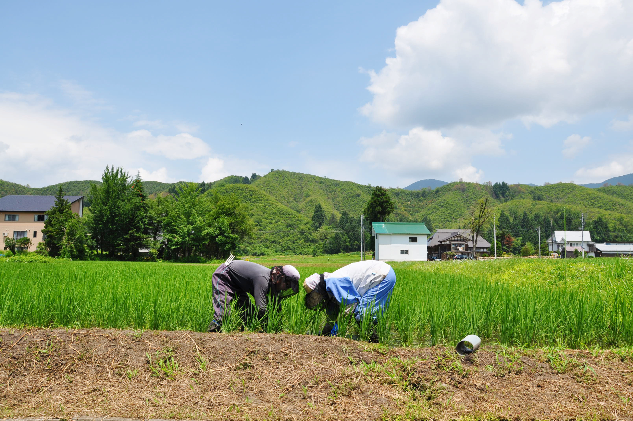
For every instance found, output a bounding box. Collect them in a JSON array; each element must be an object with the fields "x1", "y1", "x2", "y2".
[
  {"x1": 303, "y1": 273, "x2": 320, "y2": 293},
  {"x1": 282, "y1": 265, "x2": 300, "y2": 282}
]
